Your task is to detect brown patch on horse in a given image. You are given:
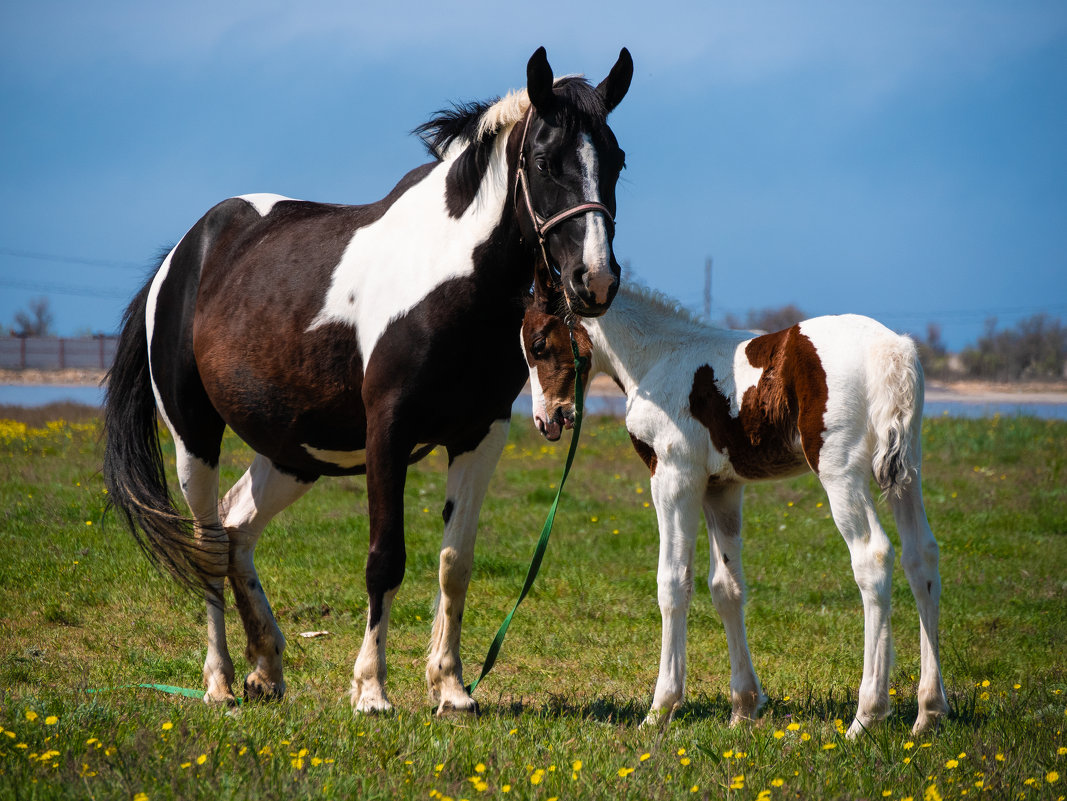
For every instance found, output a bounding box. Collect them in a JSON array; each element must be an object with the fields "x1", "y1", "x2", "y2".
[
  {"x1": 628, "y1": 433, "x2": 658, "y2": 475},
  {"x1": 689, "y1": 325, "x2": 828, "y2": 478}
]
